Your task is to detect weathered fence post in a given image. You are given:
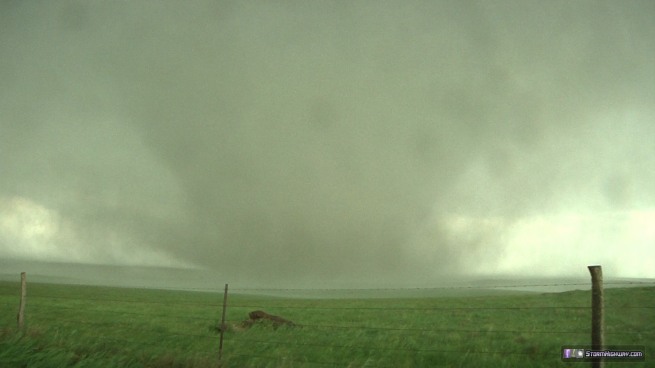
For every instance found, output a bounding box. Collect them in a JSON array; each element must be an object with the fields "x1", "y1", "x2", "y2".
[
  {"x1": 17, "y1": 272, "x2": 26, "y2": 330},
  {"x1": 219, "y1": 283, "x2": 228, "y2": 365},
  {"x1": 588, "y1": 265, "x2": 604, "y2": 368}
]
